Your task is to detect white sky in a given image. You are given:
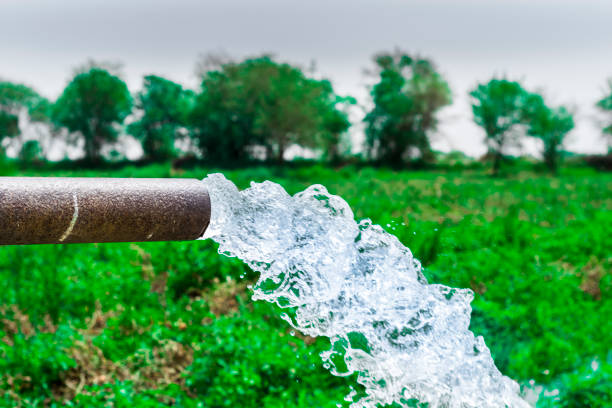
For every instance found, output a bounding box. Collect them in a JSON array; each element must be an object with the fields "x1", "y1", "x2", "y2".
[{"x1": 1, "y1": 0, "x2": 611, "y2": 156}]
